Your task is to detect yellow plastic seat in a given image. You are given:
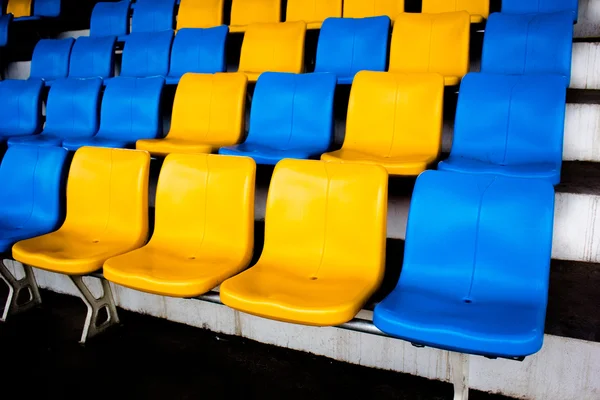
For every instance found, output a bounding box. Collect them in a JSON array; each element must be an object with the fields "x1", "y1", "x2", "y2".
[
  {"x1": 342, "y1": 0, "x2": 404, "y2": 23},
  {"x1": 229, "y1": 0, "x2": 281, "y2": 33},
  {"x1": 220, "y1": 159, "x2": 388, "y2": 326},
  {"x1": 286, "y1": 0, "x2": 342, "y2": 29},
  {"x1": 389, "y1": 11, "x2": 470, "y2": 86},
  {"x1": 136, "y1": 73, "x2": 247, "y2": 156},
  {"x1": 422, "y1": 0, "x2": 489, "y2": 23},
  {"x1": 237, "y1": 22, "x2": 306, "y2": 82},
  {"x1": 7, "y1": 0, "x2": 32, "y2": 17},
  {"x1": 176, "y1": 0, "x2": 224, "y2": 29},
  {"x1": 321, "y1": 71, "x2": 444, "y2": 176},
  {"x1": 104, "y1": 154, "x2": 255, "y2": 297},
  {"x1": 12, "y1": 147, "x2": 150, "y2": 276}
]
